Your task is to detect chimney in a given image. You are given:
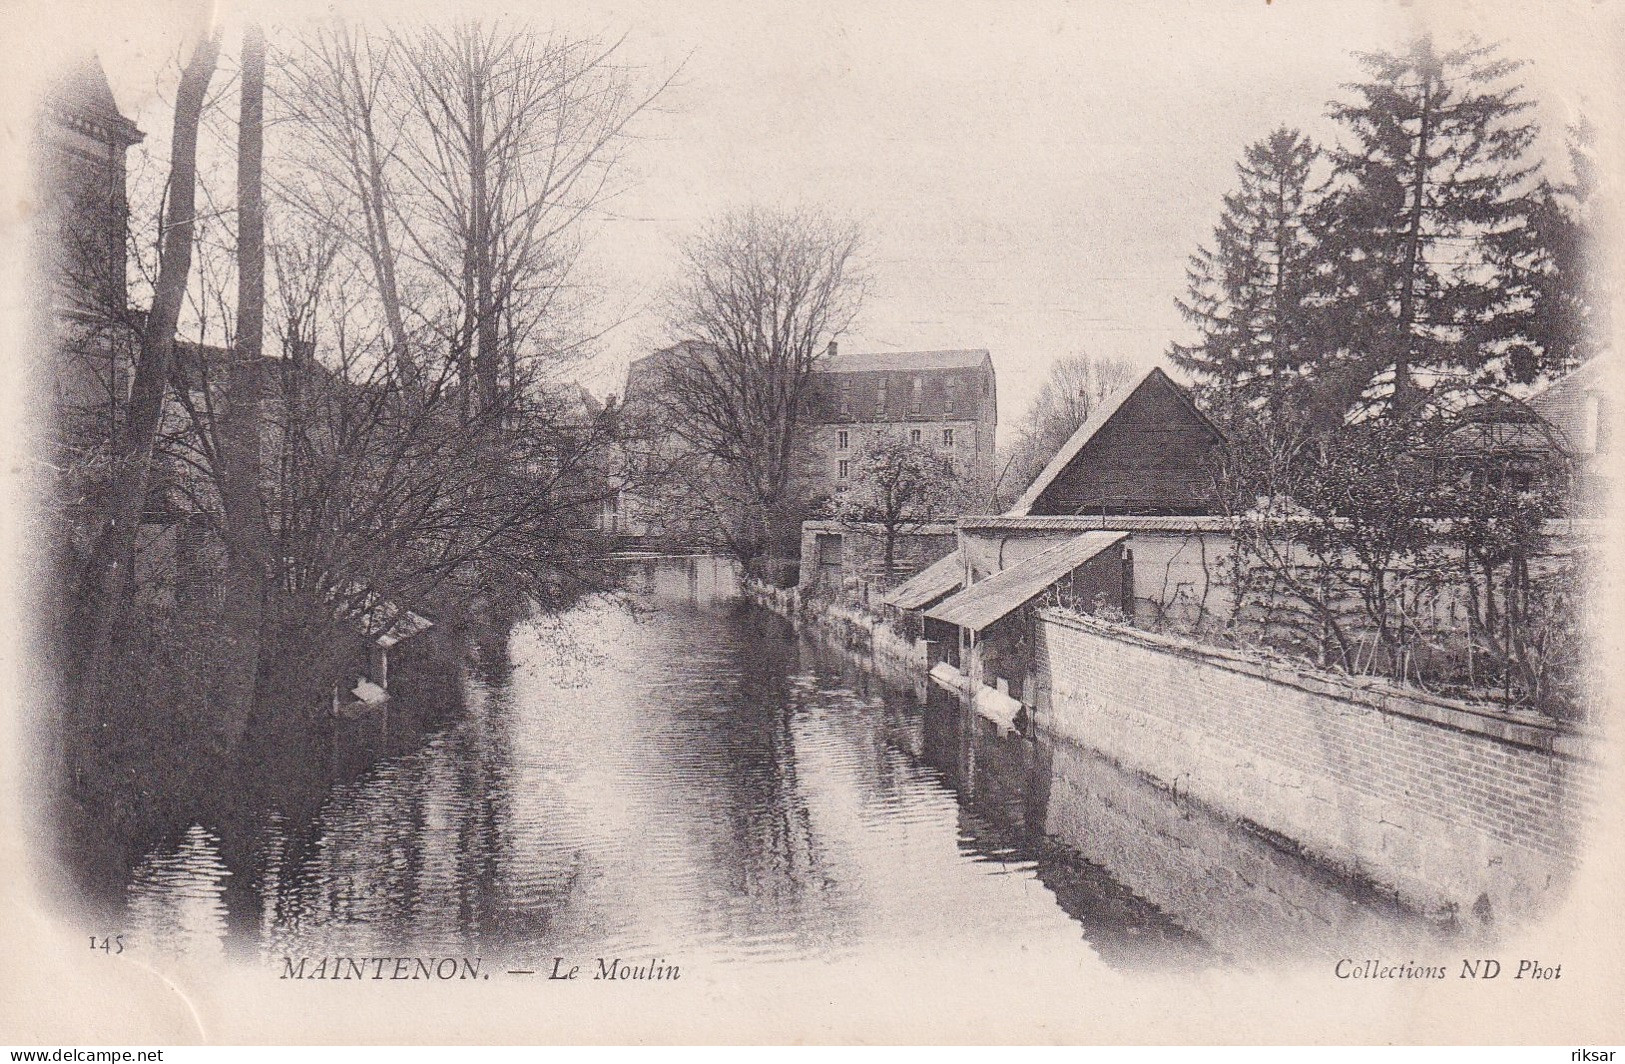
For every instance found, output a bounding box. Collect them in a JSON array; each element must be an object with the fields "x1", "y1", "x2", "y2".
[{"x1": 825, "y1": 340, "x2": 838, "y2": 359}]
